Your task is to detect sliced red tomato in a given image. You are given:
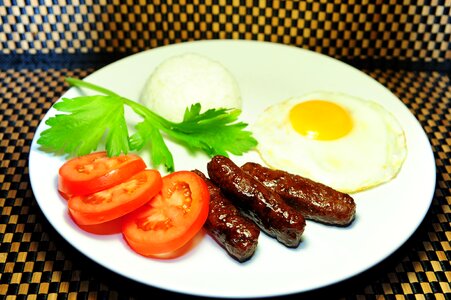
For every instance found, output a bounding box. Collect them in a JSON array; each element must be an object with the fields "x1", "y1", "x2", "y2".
[
  {"x1": 73, "y1": 215, "x2": 124, "y2": 235},
  {"x1": 68, "y1": 169, "x2": 162, "y2": 225},
  {"x1": 58, "y1": 151, "x2": 146, "y2": 196},
  {"x1": 122, "y1": 171, "x2": 210, "y2": 257}
]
